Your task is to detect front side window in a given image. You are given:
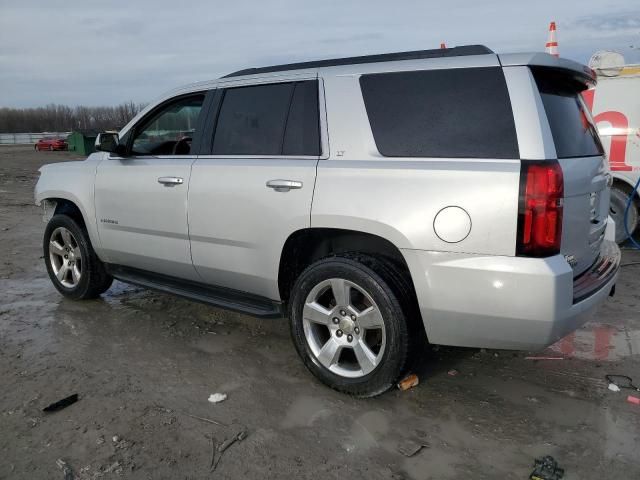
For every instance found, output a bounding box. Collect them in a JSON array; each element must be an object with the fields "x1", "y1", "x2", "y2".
[
  {"x1": 212, "y1": 81, "x2": 320, "y2": 156},
  {"x1": 131, "y1": 95, "x2": 205, "y2": 156}
]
